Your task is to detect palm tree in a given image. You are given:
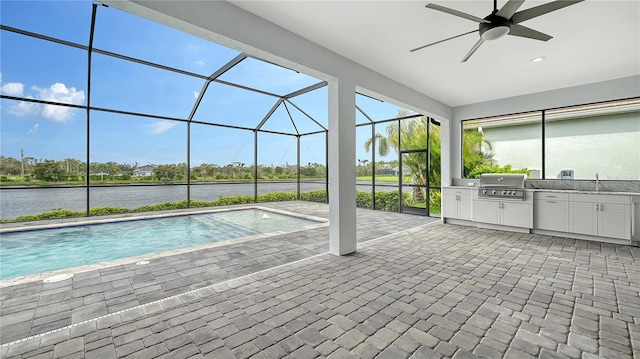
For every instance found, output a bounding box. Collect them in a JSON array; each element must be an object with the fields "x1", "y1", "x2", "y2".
[
  {"x1": 365, "y1": 113, "x2": 494, "y2": 204},
  {"x1": 363, "y1": 132, "x2": 390, "y2": 158},
  {"x1": 364, "y1": 116, "x2": 429, "y2": 203},
  {"x1": 462, "y1": 128, "x2": 494, "y2": 177}
]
